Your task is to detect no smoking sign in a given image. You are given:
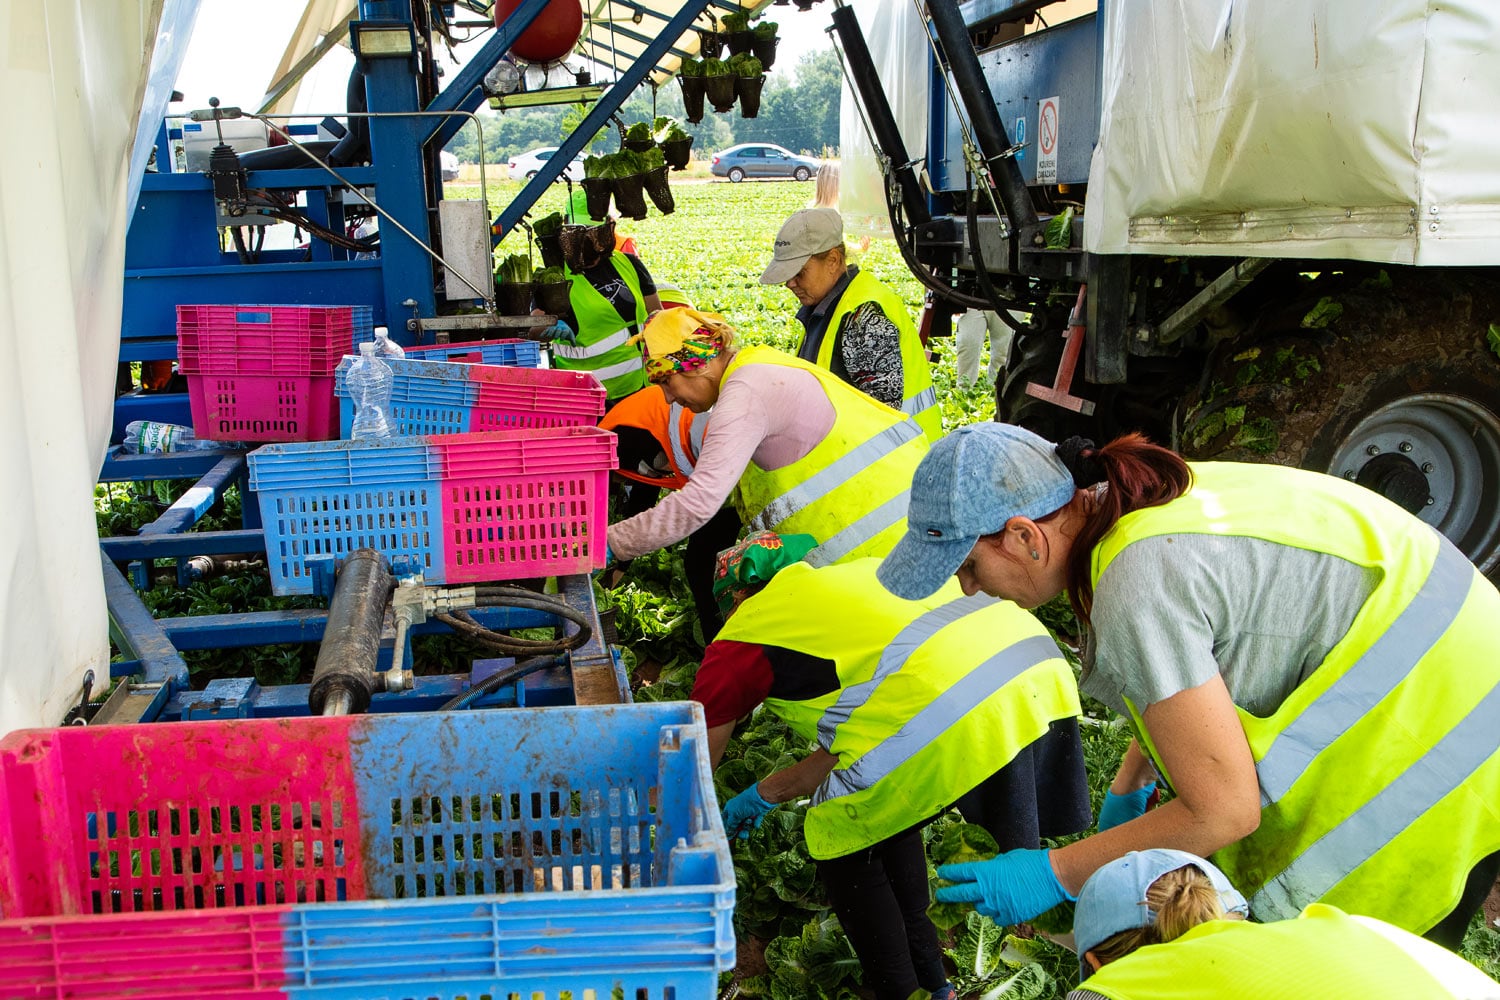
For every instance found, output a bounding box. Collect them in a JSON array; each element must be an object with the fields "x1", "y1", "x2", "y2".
[{"x1": 1037, "y1": 95, "x2": 1060, "y2": 184}]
